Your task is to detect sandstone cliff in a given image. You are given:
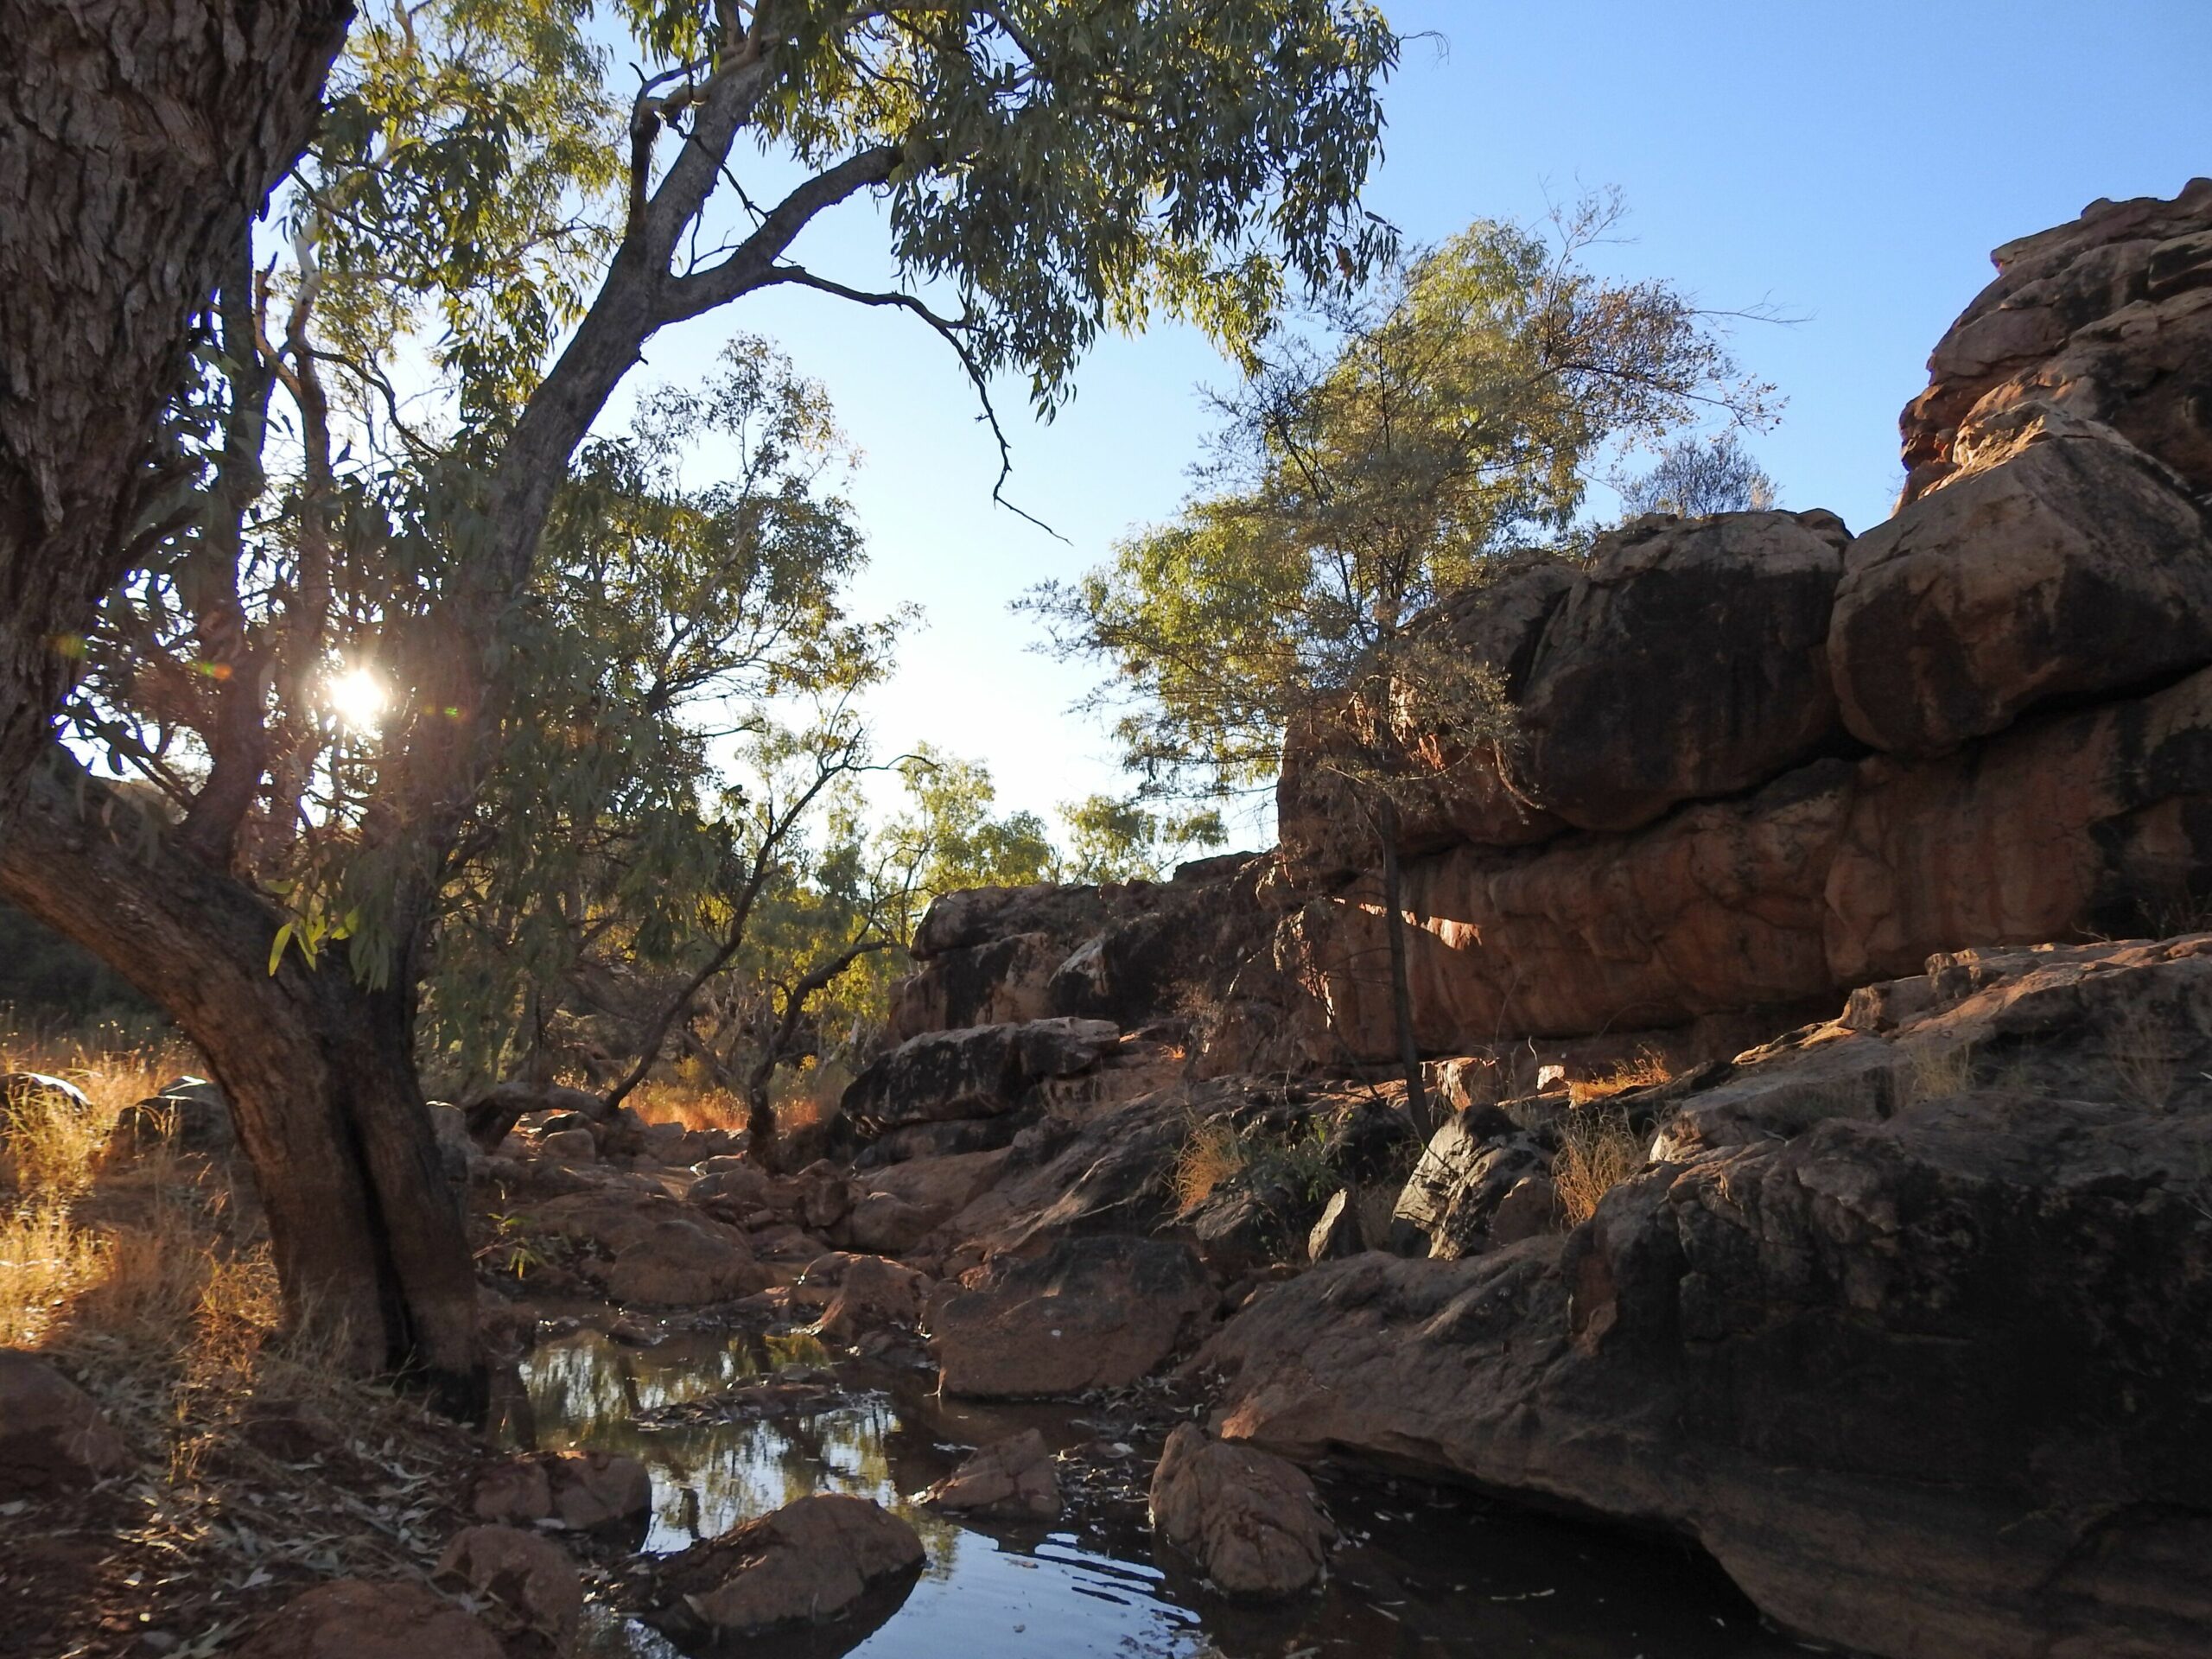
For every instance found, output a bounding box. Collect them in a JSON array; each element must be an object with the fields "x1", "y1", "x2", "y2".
[{"x1": 833, "y1": 182, "x2": 2212, "y2": 1659}]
